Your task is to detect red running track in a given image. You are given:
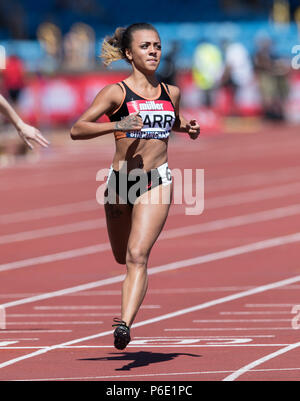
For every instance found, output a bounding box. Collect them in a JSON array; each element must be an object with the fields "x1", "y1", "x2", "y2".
[{"x1": 0, "y1": 123, "x2": 300, "y2": 381}]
